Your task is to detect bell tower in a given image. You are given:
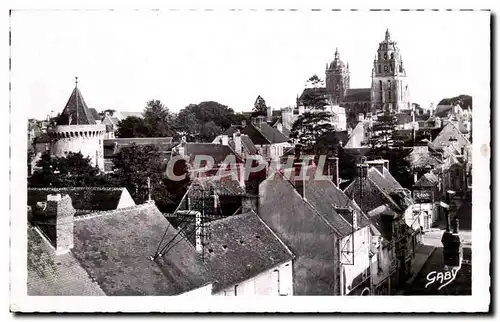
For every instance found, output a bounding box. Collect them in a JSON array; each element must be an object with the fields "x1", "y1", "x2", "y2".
[
  {"x1": 371, "y1": 29, "x2": 411, "y2": 113},
  {"x1": 325, "y1": 48, "x2": 350, "y2": 105}
]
